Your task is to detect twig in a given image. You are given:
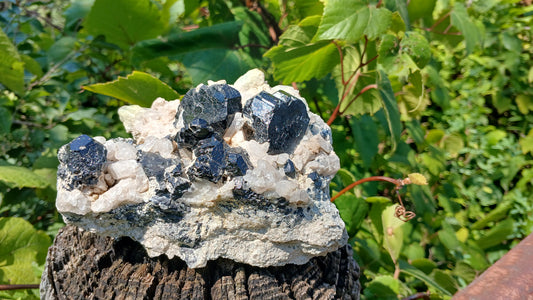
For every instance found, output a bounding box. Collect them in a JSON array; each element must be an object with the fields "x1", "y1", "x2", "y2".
[
  {"x1": 427, "y1": 11, "x2": 450, "y2": 32},
  {"x1": 22, "y1": 8, "x2": 63, "y2": 31},
  {"x1": 28, "y1": 50, "x2": 80, "y2": 90},
  {"x1": 339, "y1": 83, "x2": 377, "y2": 115},
  {"x1": 0, "y1": 284, "x2": 40, "y2": 291}
]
